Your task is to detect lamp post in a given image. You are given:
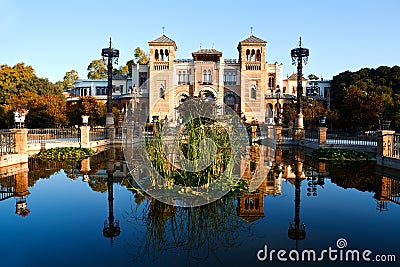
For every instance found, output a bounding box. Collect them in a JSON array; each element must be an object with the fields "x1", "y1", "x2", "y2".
[
  {"x1": 291, "y1": 37, "x2": 309, "y2": 129},
  {"x1": 102, "y1": 38, "x2": 119, "y2": 138}
]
